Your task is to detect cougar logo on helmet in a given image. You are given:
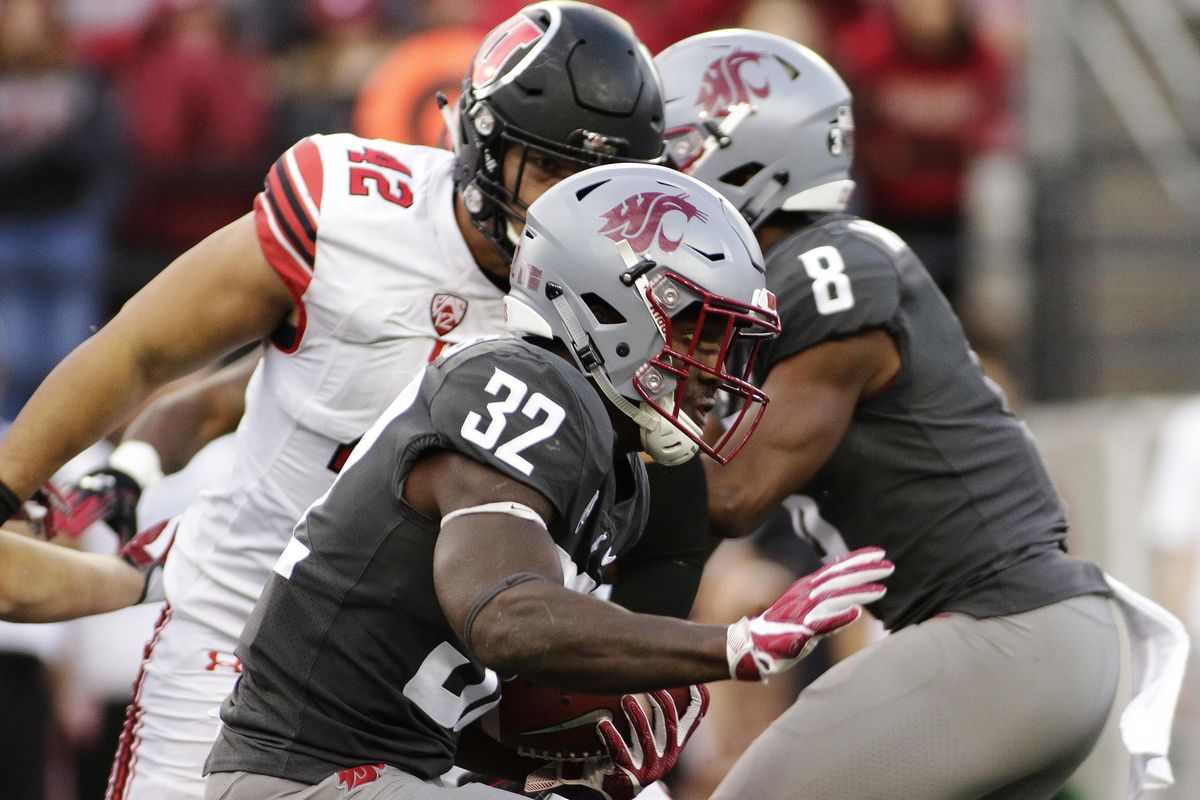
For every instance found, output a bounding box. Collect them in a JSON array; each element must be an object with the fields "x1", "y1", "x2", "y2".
[
  {"x1": 696, "y1": 50, "x2": 771, "y2": 117},
  {"x1": 598, "y1": 192, "x2": 708, "y2": 253},
  {"x1": 471, "y1": 15, "x2": 545, "y2": 89},
  {"x1": 430, "y1": 293, "x2": 468, "y2": 335},
  {"x1": 336, "y1": 764, "x2": 387, "y2": 790}
]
